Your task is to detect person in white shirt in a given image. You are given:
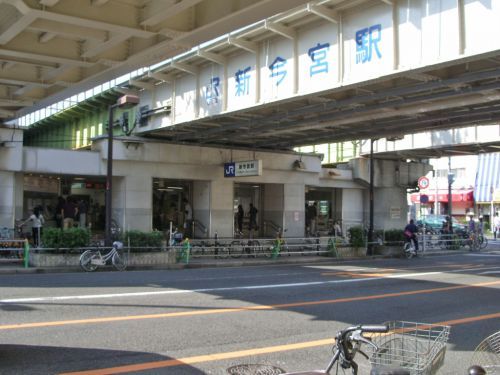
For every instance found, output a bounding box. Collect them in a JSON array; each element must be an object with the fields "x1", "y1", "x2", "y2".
[
  {"x1": 494, "y1": 212, "x2": 500, "y2": 240},
  {"x1": 24, "y1": 206, "x2": 45, "y2": 247}
]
